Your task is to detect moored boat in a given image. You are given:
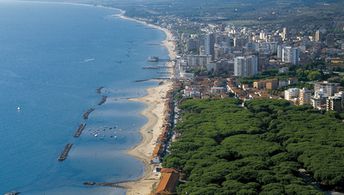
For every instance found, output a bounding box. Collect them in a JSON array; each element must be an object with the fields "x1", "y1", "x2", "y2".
[{"x1": 147, "y1": 56, "x2": 159, "y2": 62}]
